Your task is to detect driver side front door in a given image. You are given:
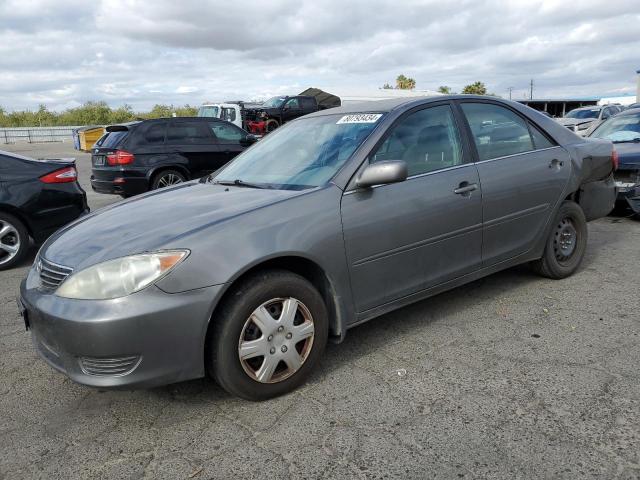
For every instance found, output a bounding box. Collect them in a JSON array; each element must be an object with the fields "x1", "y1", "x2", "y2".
[{"x1": 340, "y1": 103, "x2": 483, "y2": 314}]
